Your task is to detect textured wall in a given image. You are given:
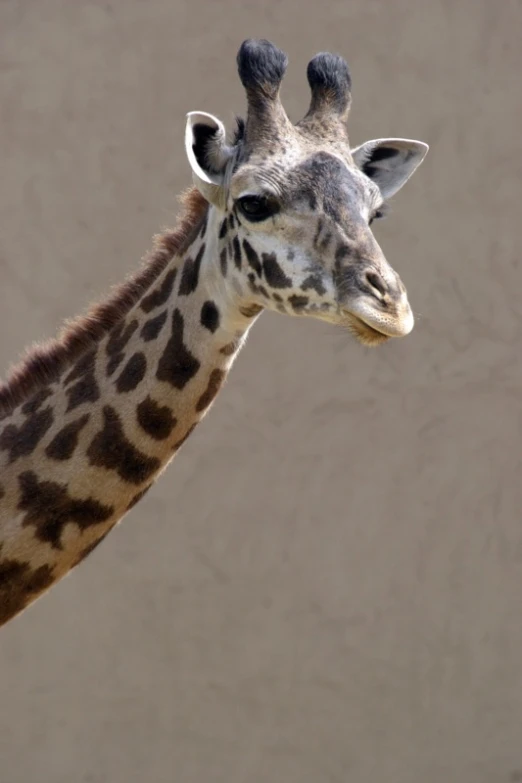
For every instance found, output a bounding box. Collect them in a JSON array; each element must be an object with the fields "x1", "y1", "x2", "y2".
[{"x1": 1, "y1": 2, "x2": 521, "y2": 782}]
